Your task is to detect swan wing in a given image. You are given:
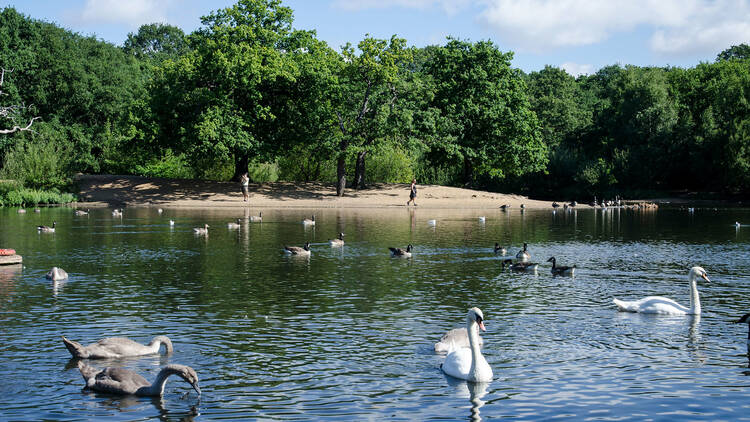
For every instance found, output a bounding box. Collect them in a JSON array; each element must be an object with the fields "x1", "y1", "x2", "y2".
[
  {"x1": 613, "y1": 296, "x2": 689, "y2": 315},
  {"x1": 91, "y1": 366, "x2": 149, "y2": 394},
  {"x1": 435, "y1": 328, "x2": 484, "y2": 353},
  {"x1": 88, "y1": 337, "x2": 151, "y2": 358}
]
